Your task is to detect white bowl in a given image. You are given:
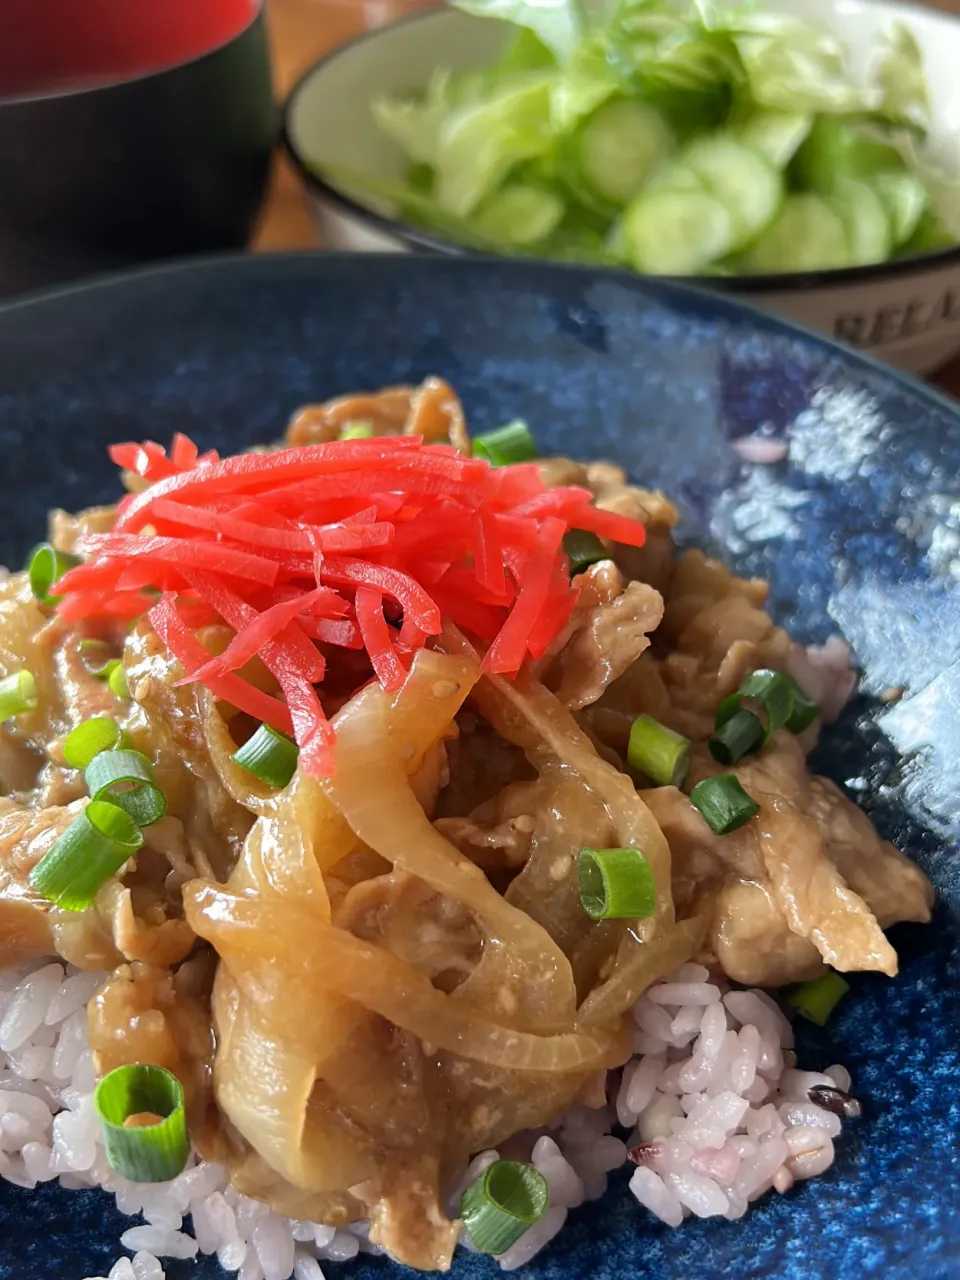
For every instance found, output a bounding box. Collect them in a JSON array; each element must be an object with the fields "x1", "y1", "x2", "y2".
[{"x1": 285, "y1": 0, "x2": 960, "y2": 374}]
